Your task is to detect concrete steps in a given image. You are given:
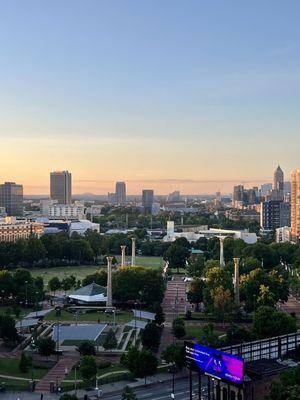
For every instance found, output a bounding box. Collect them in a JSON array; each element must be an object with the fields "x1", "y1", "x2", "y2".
[{"x1": 35, "y1": 356, "x2": 78, "y2": 393}]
